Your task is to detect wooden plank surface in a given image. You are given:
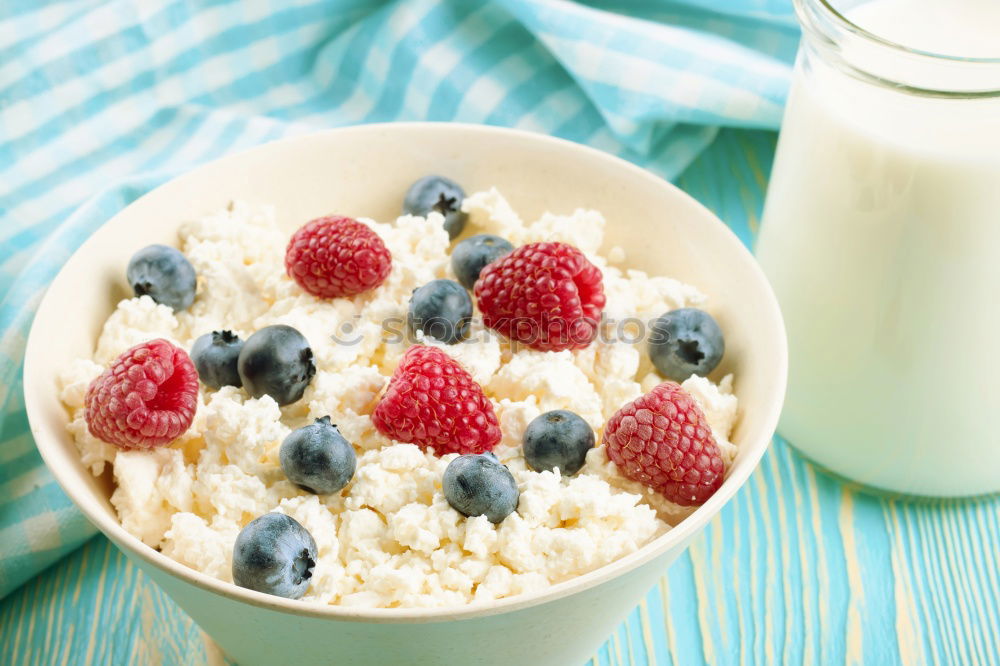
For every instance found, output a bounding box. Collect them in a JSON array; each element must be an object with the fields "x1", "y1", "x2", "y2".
[{"x1": 3, "y1": 128, "x2": 999, "y2": 666}]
